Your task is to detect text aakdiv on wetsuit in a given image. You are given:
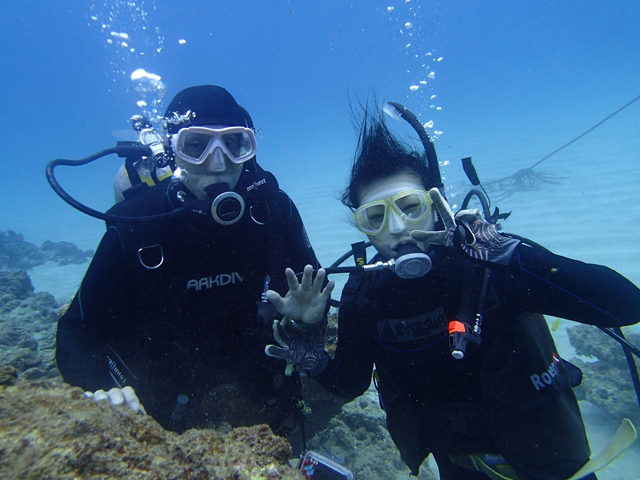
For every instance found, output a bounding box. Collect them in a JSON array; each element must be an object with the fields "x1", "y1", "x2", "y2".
[{"x1": 56, "y1": 172, "x2": 321, "y2": 433}]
